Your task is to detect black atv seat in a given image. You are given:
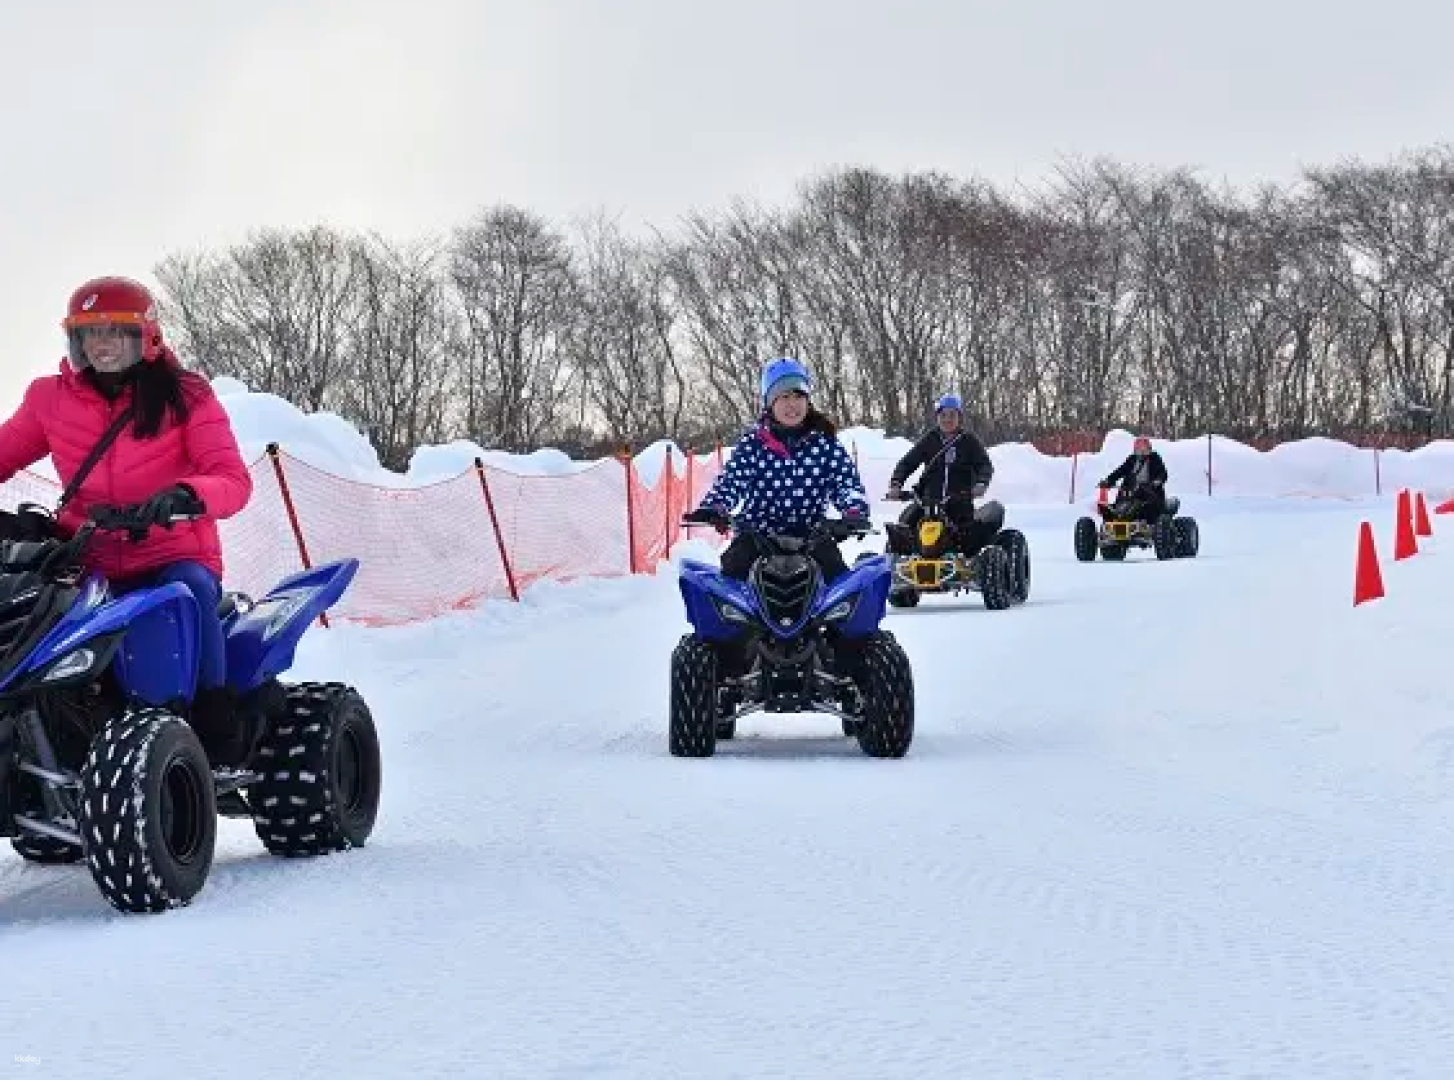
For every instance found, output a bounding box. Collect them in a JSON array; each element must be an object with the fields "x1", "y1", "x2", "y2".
[{"x1": 973, "y1": 500, "x2": 1005, "y2": 532}]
